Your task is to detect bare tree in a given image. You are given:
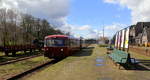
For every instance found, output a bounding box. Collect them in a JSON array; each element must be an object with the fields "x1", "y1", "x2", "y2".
[
  {"x1": 0, "y1": 8, "x2": 65, "y2": 46},
  {"x1": 0, "y1": 8, "x2": 7, "y2": 46}
]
